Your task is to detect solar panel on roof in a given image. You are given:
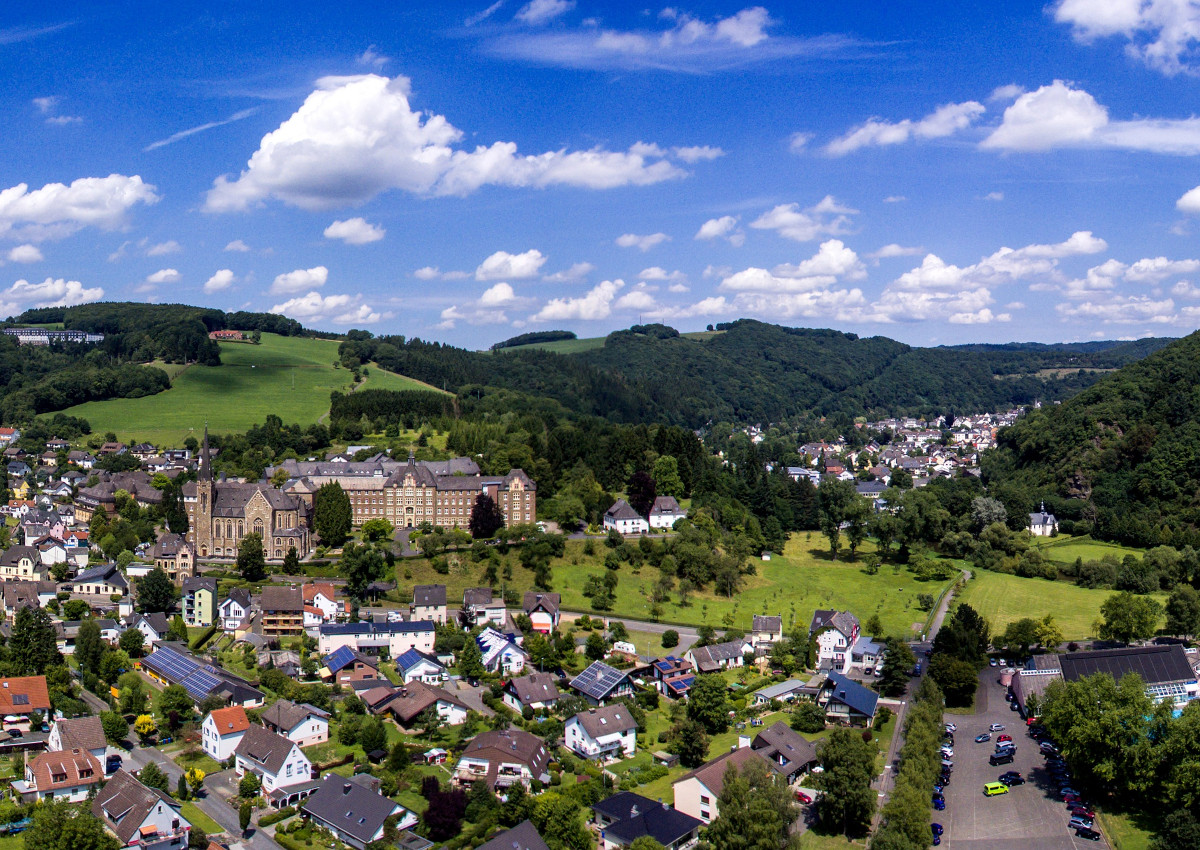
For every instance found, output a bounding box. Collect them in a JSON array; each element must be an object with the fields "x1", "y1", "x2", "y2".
[
  {"x1": 145, "y1": 646, "x2": 200, "y2": 683},
  {"x1": 571, "y1": 661, "x2": 627, "y2": 699},
  {"x1": 325, "y1": 645, "x2": 356, "y2": 672},
  {"x1": 181, "y1": 669, "x2": 221, "y2": 700}
]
